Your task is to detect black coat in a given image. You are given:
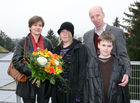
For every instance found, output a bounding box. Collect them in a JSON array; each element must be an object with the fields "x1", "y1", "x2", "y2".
[
  {"x1": 12, "y1": 34, "x2": 53, "y2": 98},
  {"x1": 84, "y1": 56, "x2": 130, "y2": 103},
  {"x1": 52, "y1": 39, "x2": 88, "y2": 103}
]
